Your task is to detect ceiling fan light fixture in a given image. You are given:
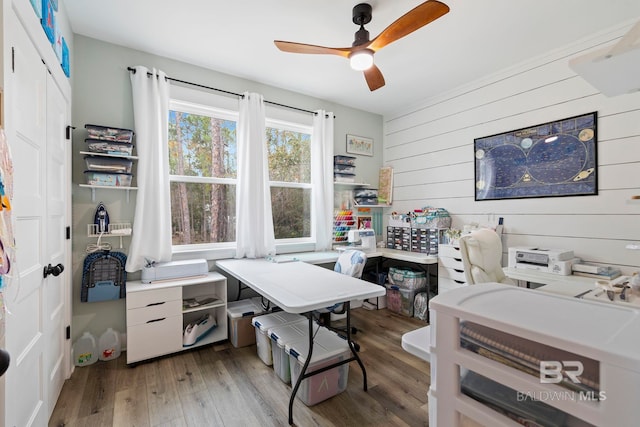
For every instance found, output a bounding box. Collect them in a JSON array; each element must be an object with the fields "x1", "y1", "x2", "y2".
[{"x1": 349, "y1": 49, "x2": 374, "y2": 71}]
